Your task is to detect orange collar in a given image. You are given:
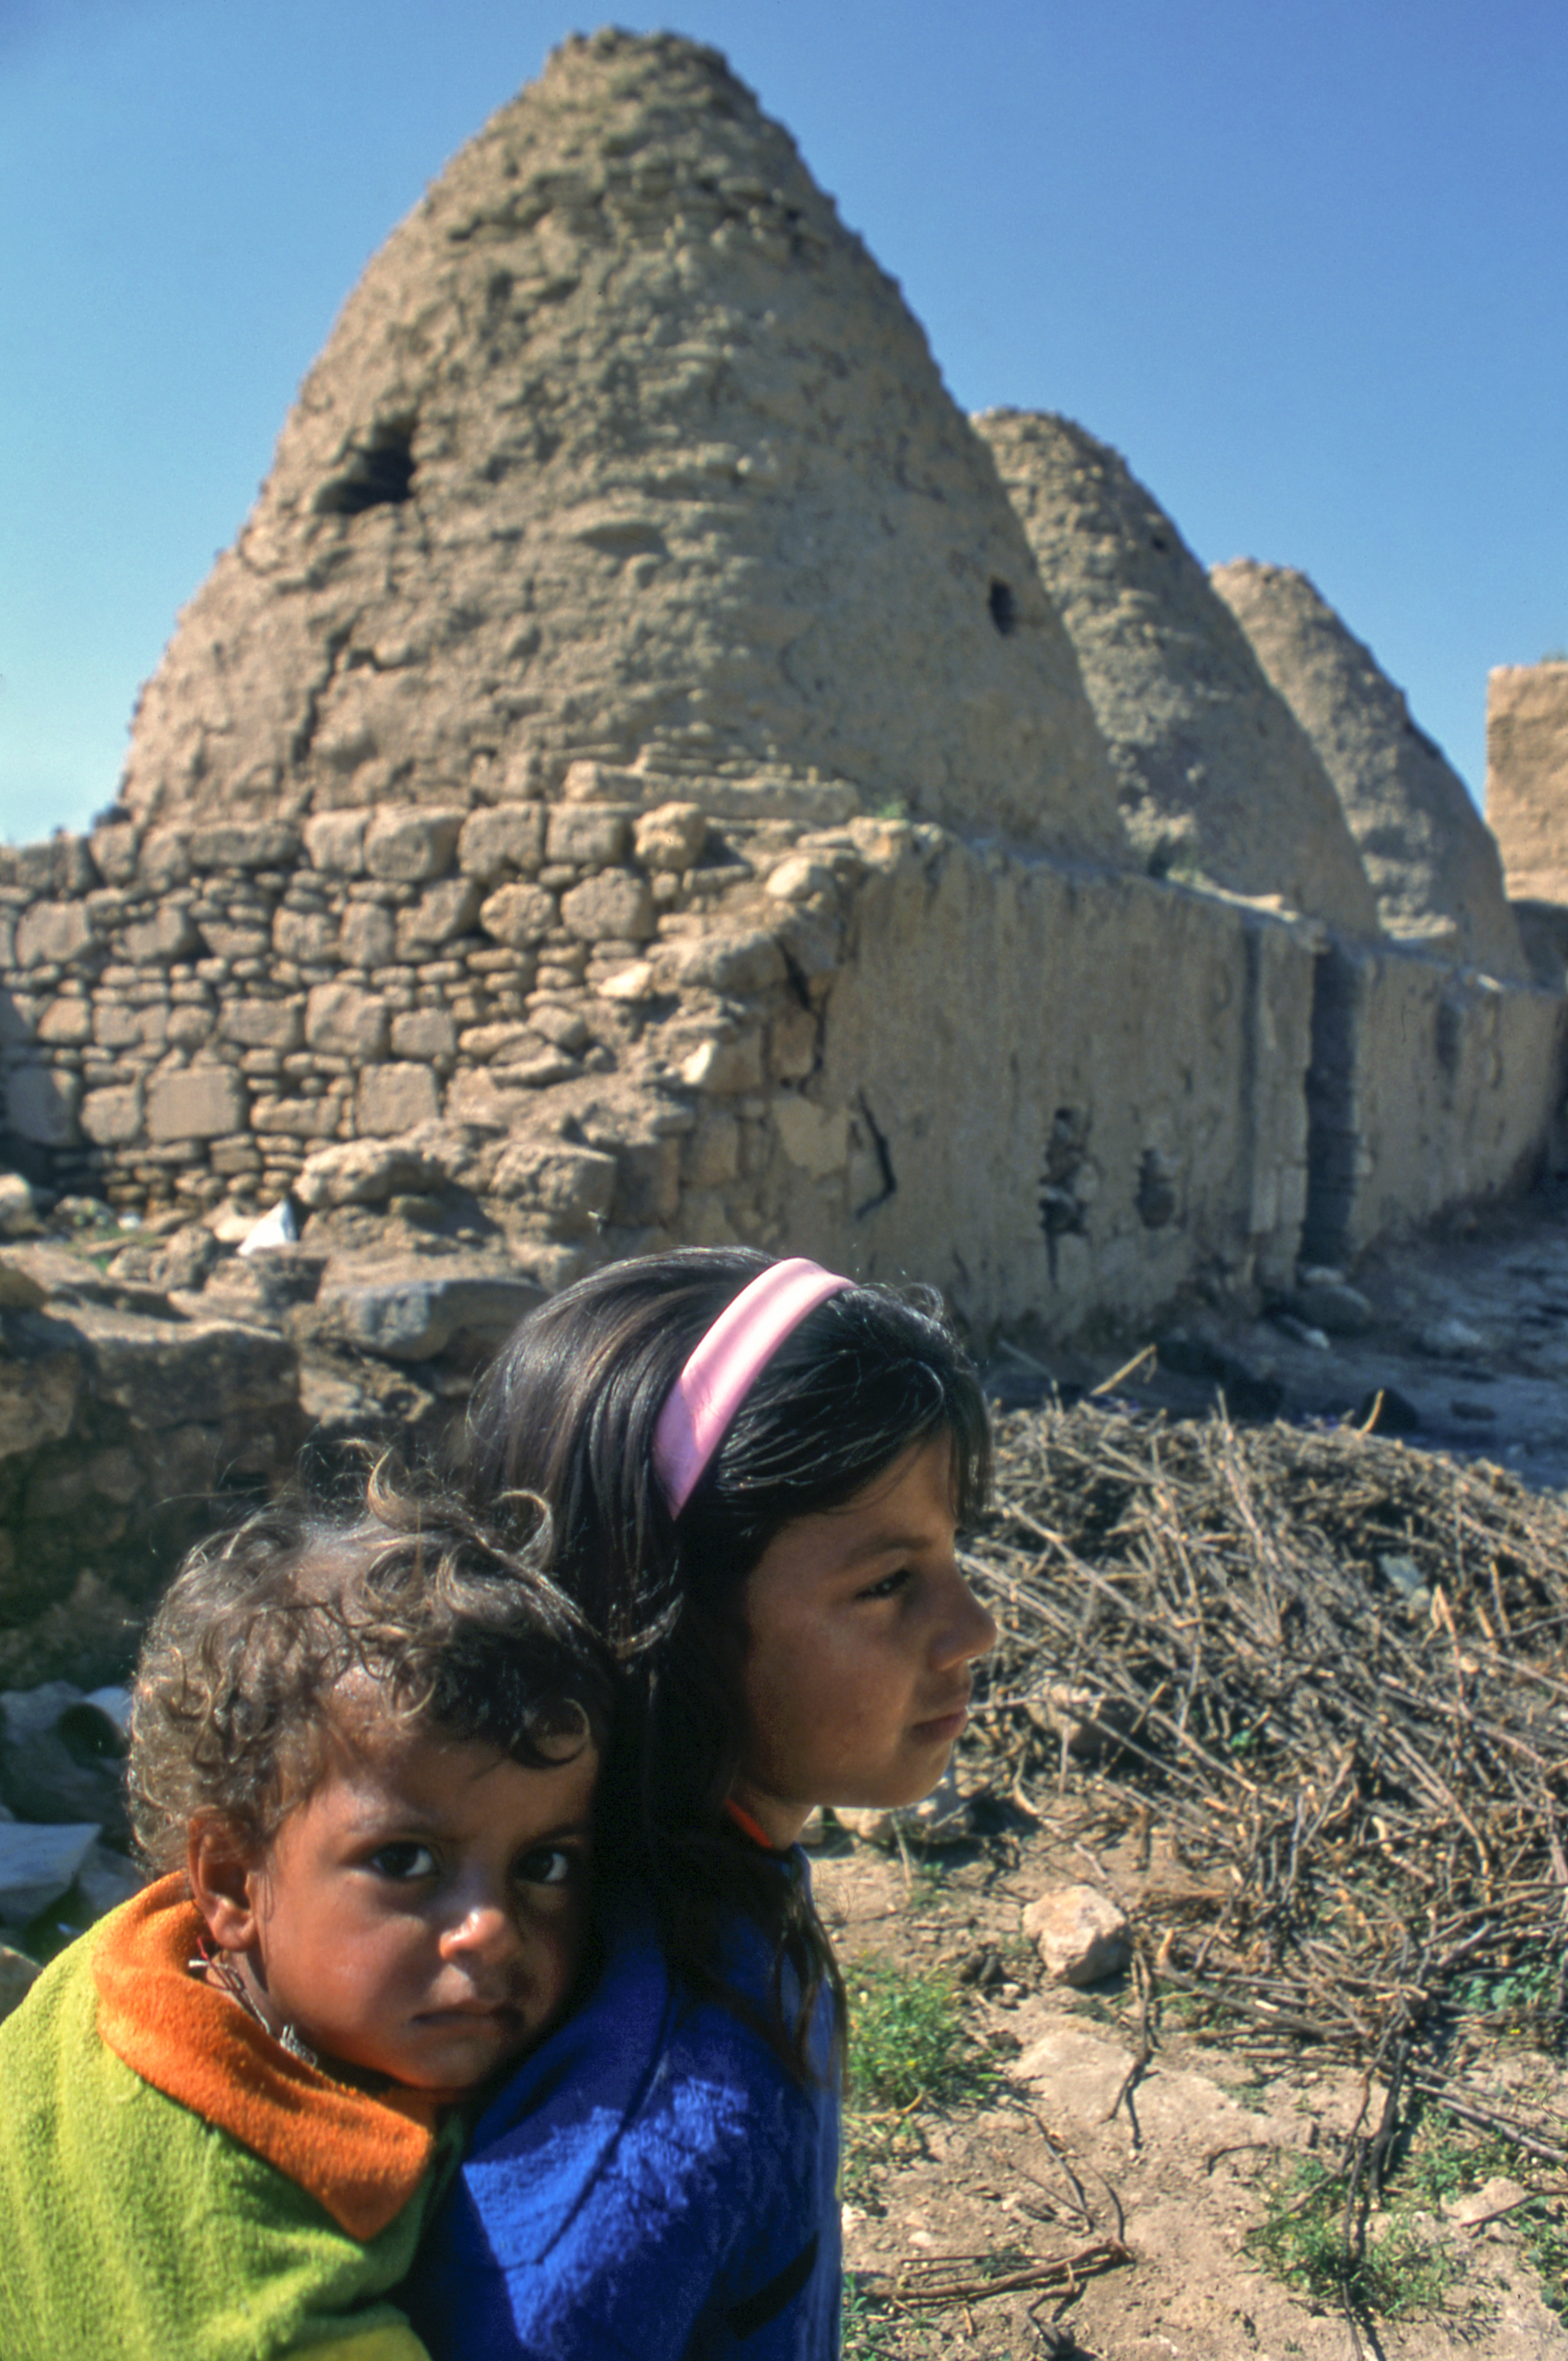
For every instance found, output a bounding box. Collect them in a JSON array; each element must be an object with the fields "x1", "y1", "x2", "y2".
[{"x1": 93, "y1": 1875, "x2": 442, "y2": 2240}]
